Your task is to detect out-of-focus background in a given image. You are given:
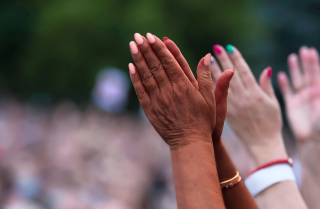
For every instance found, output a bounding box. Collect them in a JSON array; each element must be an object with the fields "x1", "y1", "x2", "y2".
[{"x1": 0, "y1": 0, "x2": 319, "y2": 208}]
